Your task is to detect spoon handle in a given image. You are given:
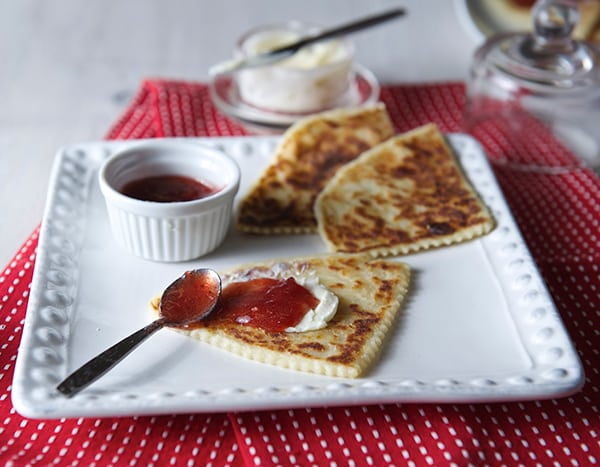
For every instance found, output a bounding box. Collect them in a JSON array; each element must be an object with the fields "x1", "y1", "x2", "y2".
[
  {"x1": 209, "y1": 7, "x2": 406, "y2": 75},
  {"x1": 285, "y1": 7, "x2": 406, "y2": 53},
  {"x1": 56, "y1": 319, "x2": 166, "y2": 397}
]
